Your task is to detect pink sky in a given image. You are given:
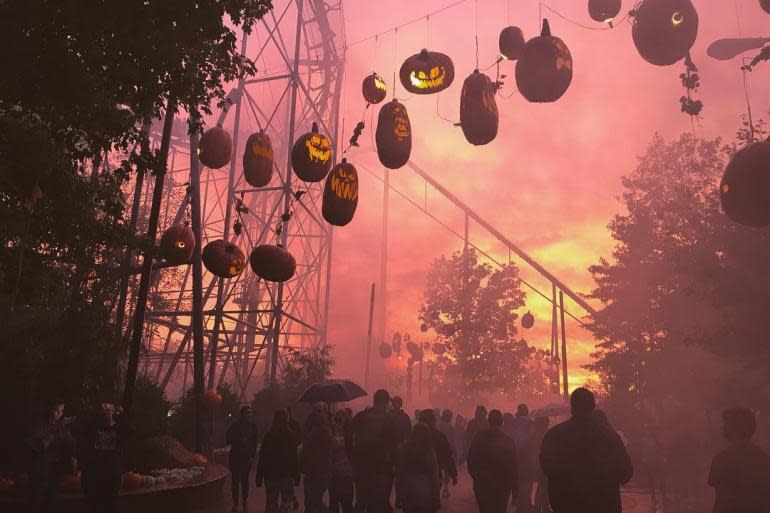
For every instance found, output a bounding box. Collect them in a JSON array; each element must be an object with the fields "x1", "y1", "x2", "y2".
[{"x1": 322, "y1": 0, "x2": 770, "y2": 397}]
